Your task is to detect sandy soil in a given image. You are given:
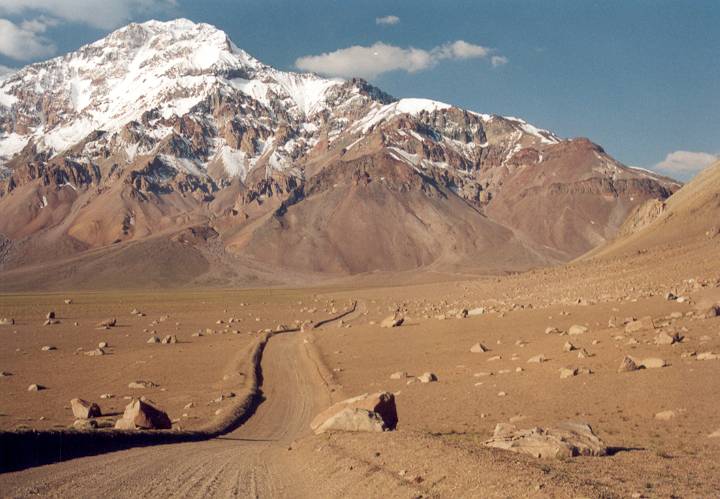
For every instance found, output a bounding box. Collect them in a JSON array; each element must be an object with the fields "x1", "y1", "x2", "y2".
[{"x1": 1, "y1": 235, "x2": 719, "y2": 497}]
